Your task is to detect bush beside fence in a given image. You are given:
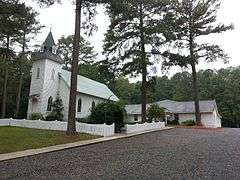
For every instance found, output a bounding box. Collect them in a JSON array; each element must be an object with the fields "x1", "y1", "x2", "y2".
[
  {"x1": 125, "y1": 121, "x2": 165, "y2": 134},
  {"x1": 0, "y1": 119, "x2": 114, "y2": 137}
]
